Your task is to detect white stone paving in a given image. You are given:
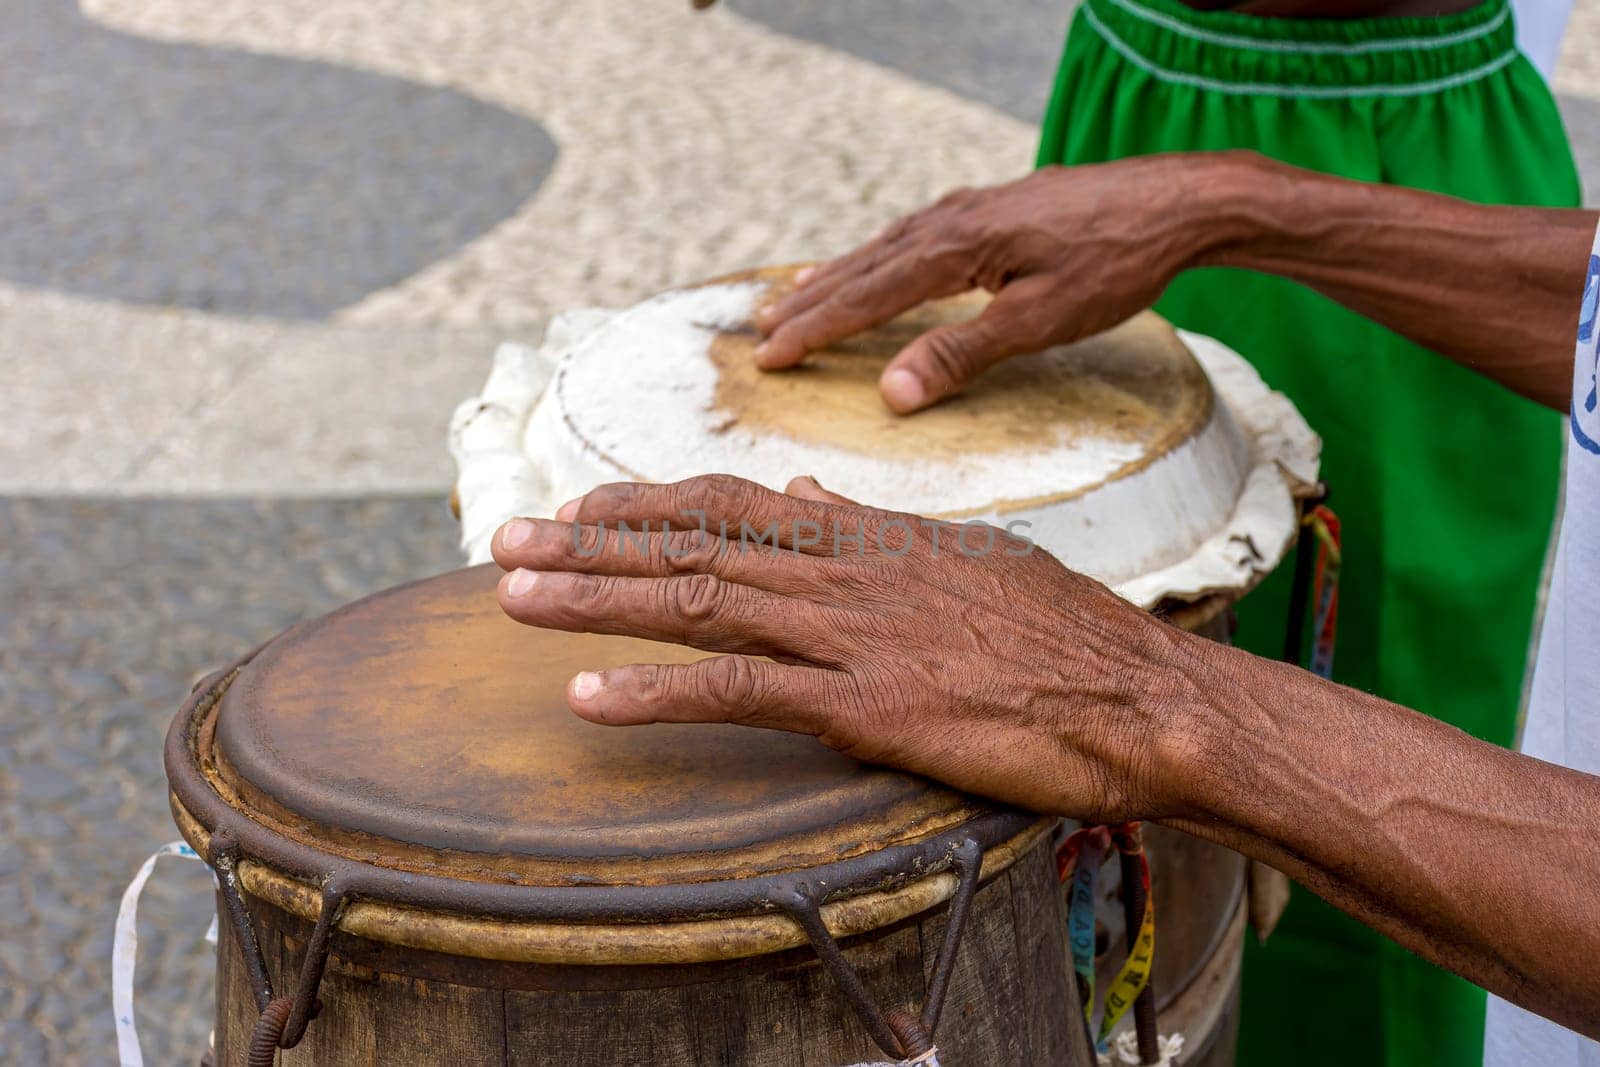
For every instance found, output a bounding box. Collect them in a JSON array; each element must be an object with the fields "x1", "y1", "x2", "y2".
[
  {"x1": 1556, "y1": 0, "x2": 1599, "y2": 99},
  {"x1": 1, "y1": 283, "x2": 512, "y2": 494}
]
